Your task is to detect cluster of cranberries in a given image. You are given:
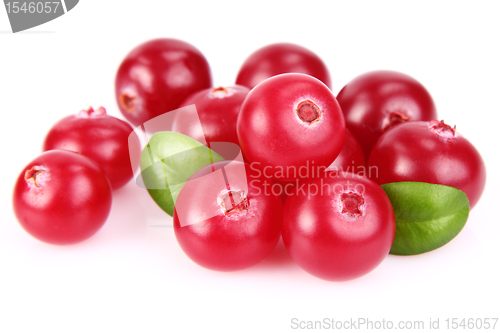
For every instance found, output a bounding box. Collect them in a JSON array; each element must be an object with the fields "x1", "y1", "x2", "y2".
[
  {"x1": 13, "y1": 38, "x2": 486, "y2": 282},
  {"x1": 13, "y1": 107, "x2": 141, "y2": 244}
]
